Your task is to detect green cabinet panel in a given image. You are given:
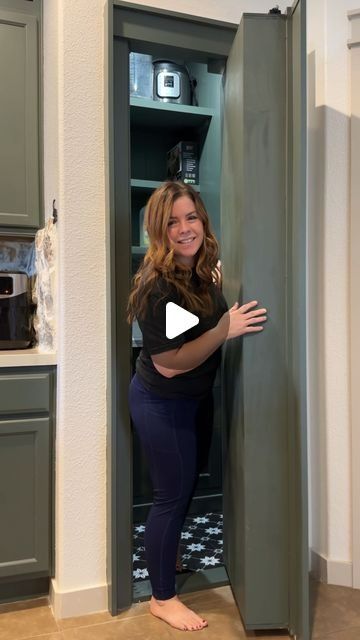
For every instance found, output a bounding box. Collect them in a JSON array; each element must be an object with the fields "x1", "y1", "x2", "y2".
[
  {"x1": 221, "y1": 15, "x2": 289, "y2": 627},
  {"x1": 0, "y1": 417, "x2": 50, "y2": 577},
  {"x1": 0, "y1": 5, "x2": 41, "y2": 228},
  {"x1": 287, "y1": 2, "x2": 309, "y2": 637},
  {"x1": 0, "y1": 372, "x2": 50, "y2": 414},
  {"x1": 221, "y1": 5, "x2": 309, "y2": 637},
  {"x1": 0, "y1": 366, "x2": 55, "y2": 586},
  {"x1": 0, "y1": 0, "x2": 41, "y2": 13},
  {"x1": 113, "y1": 2, "x2": 235, "y2": 60}
]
